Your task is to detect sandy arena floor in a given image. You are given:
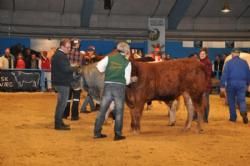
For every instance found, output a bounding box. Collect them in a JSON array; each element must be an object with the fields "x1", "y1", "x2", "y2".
[{"x1": 0, "y1": 92, "x2": 250, "y2": 166}]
